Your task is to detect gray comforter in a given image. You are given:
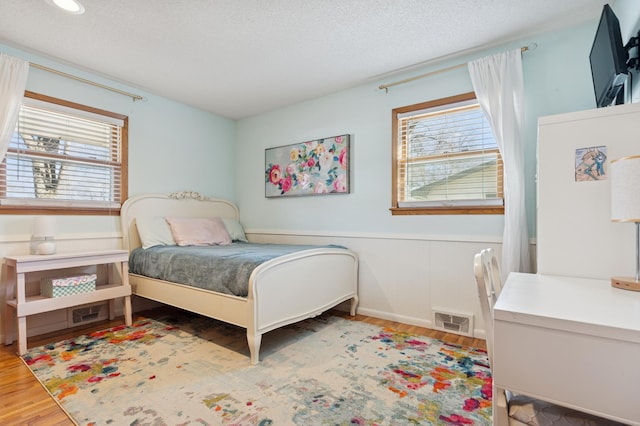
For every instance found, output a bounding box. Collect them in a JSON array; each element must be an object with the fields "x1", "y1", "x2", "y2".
[{"x1": 129, "y1": 242, "x2": 341, "y2": 297}]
